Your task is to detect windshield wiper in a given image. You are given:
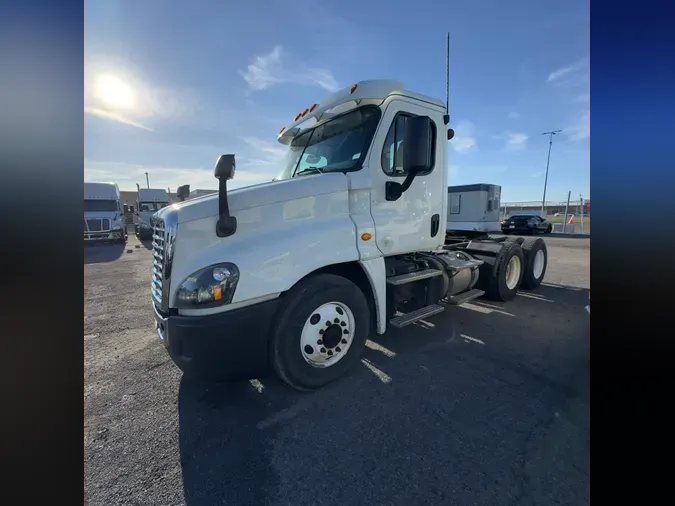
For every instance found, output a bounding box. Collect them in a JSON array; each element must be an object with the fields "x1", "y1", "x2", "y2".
[{"x1": 295, "y1": 167, "x2": 324, "y2": 177}]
